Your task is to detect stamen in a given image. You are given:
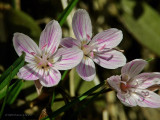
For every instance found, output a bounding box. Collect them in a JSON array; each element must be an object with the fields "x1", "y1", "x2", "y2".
[
  {"x1": 47, "y1": 62, "x2": 53, "y2": 67},
  {"x1": 112, "y1": 48, "x2": 124, "y2": 53}
]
